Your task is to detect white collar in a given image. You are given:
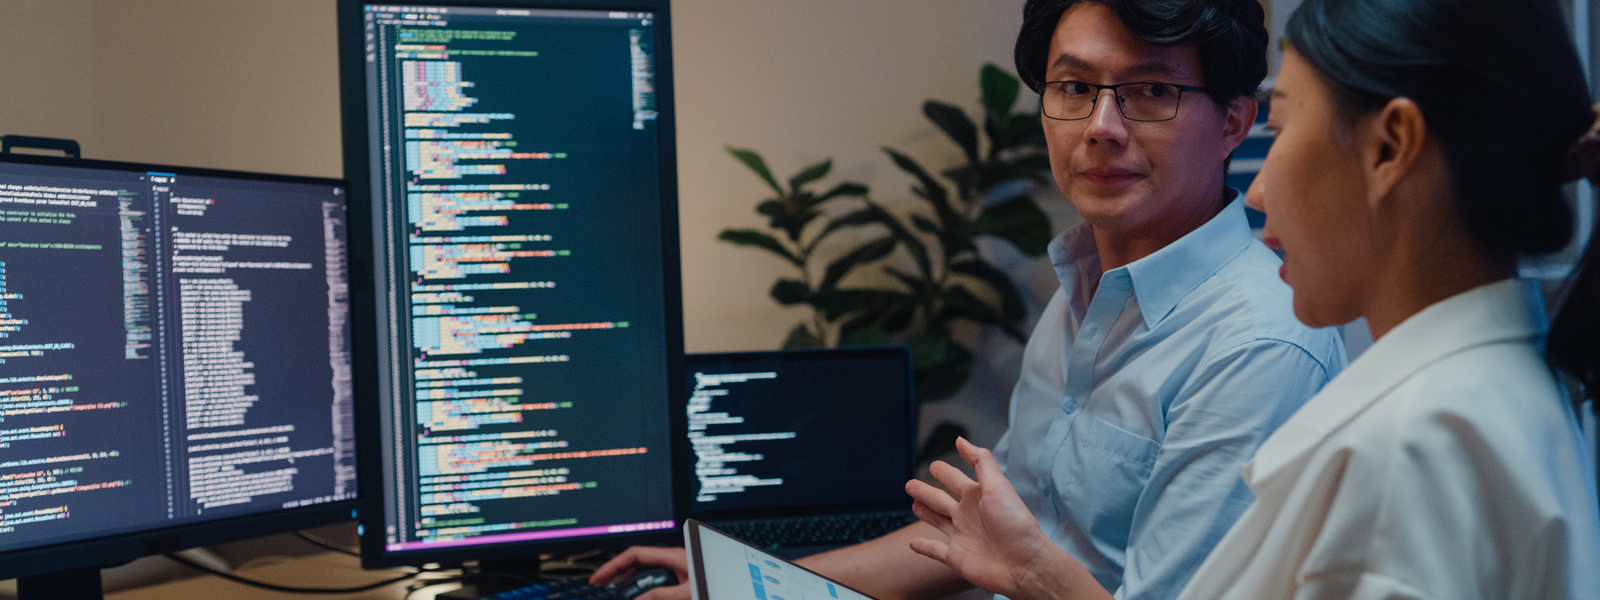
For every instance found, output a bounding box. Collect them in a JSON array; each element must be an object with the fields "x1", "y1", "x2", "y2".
[{"x1": 1244, "y1": 278, "x2": 1549, "y2": 489}]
